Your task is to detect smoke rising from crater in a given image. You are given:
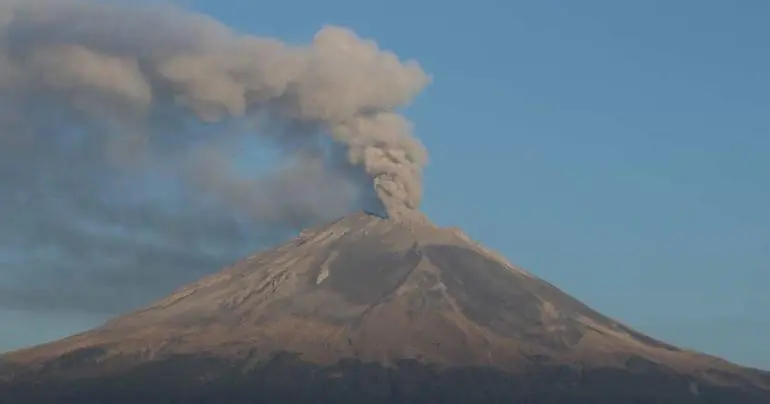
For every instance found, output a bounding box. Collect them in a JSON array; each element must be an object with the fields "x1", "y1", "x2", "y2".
[{"x1": 0, "y1": 0, "x2": 430, "y2": 313}]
